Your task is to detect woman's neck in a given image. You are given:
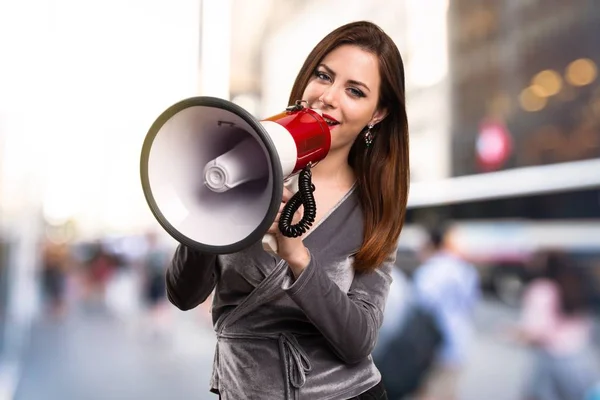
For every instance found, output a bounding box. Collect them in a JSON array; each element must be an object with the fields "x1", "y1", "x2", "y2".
[{"x1": 310, "y1": 149, "x2": 355, "y2": 190}]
